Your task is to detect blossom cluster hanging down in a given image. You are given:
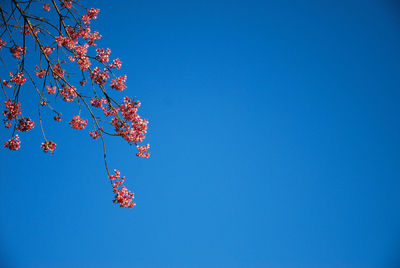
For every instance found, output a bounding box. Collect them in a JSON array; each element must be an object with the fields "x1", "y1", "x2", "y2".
[{"x1": 0, "y1": 0, "x2": 150, "y2": 208}]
